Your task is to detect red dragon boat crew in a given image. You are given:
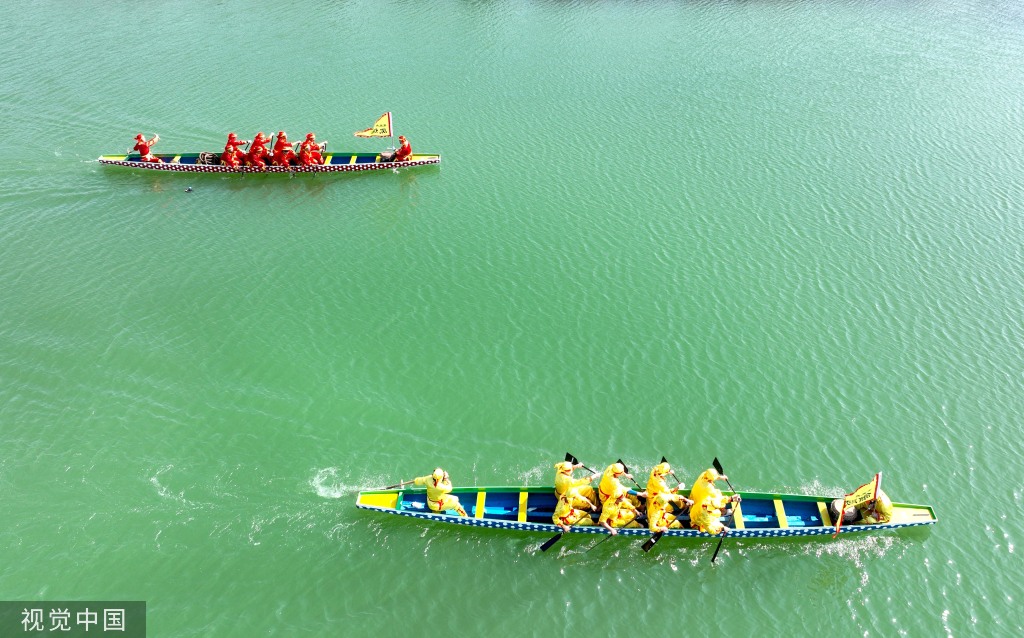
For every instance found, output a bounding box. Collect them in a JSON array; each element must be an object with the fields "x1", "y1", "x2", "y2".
[
  {"x1": 298, "y1": 132, "x2": 325, "y2": 166},
  {"x1": 220, "y1": 132, "x2": 249, "y2": 167},
  {"x1": 394, "y1": 134, "x2": 412, "y2": 162},
  {"x1": 413, "y1": 468, "x2": 468, "y2": 517},
  {"x1": 272, "y1": 131, "x2": 296, "y2": 167},
  {"x1": 246, "y1": 132, "x2": 272, "y2": 169},
  {"x1": 132, "y1": 133, "x2": 161, "y2": 162}
]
